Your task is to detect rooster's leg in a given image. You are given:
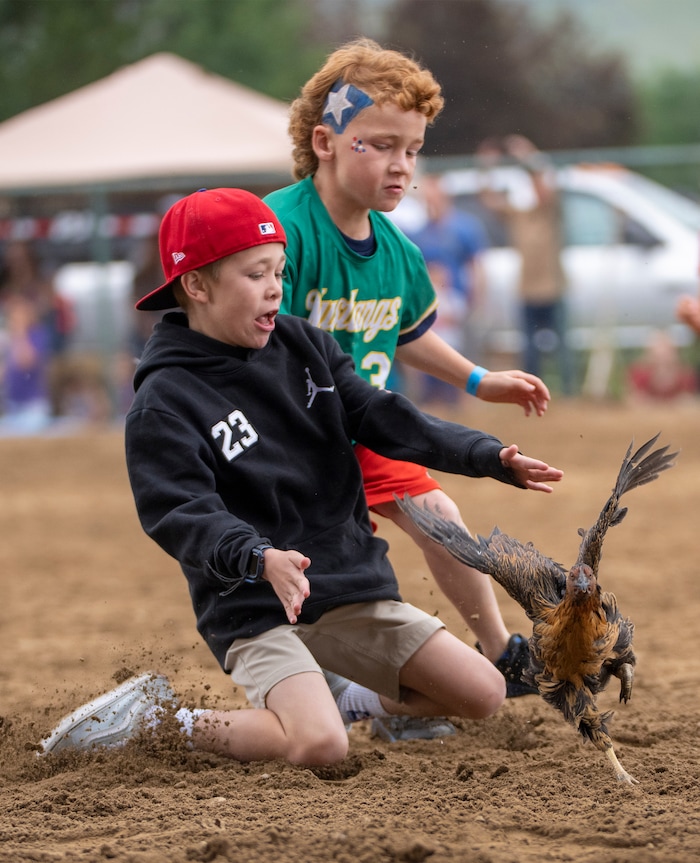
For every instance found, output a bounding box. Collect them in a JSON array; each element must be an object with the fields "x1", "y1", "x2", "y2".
[
  {"x1": 605, "y1": 746, "x2": 638, "y2": 785},
  {"x1": 617, "y1": 663, "x2": 634, "y2": 703}
]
